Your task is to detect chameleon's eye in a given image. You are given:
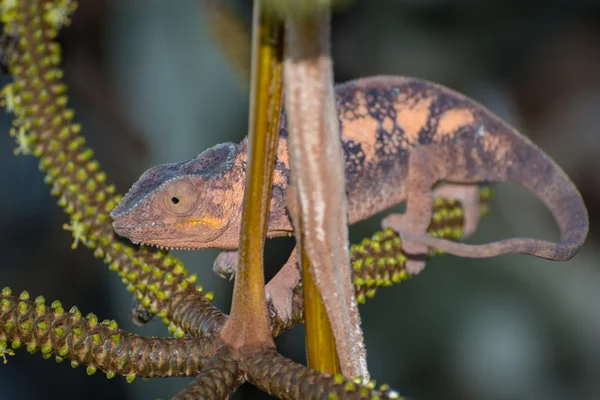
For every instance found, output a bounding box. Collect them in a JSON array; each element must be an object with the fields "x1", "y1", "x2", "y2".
[{"x1": 161, "y1": 179, "x2": 198, "y2": 215}]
